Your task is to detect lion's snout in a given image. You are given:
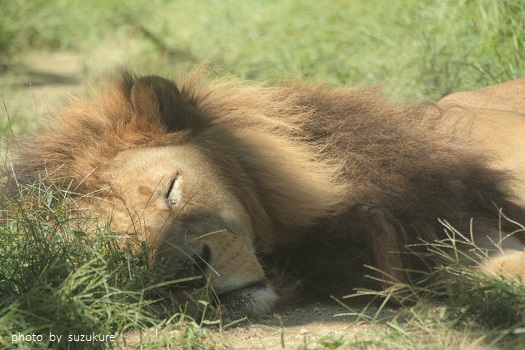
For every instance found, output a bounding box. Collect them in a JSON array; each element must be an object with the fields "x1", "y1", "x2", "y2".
[
  {"x1": 152, "y1": 219, "x2": 271, "y2": 308},
  {"x1": 154, "y1": 233, "x2": 212, "y2": 279}
]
